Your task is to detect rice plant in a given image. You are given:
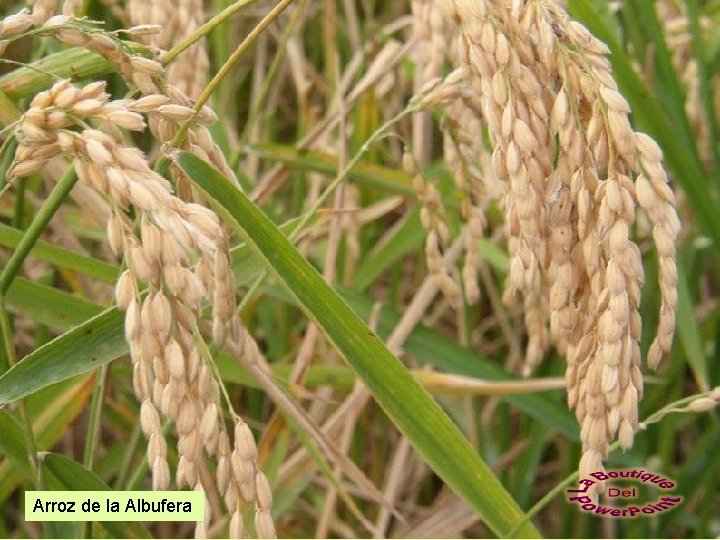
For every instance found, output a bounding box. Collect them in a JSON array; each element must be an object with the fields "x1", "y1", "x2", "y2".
[{"x1": 0, "y1": 0, "x2": 718, "y2": 538}]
